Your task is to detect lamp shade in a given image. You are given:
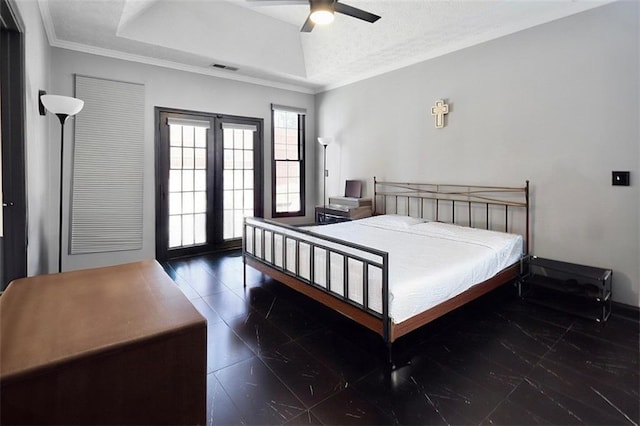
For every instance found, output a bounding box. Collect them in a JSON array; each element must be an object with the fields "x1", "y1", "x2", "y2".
[
  {"x1": 40, "y1": 95, "x2": 84, "y2": 116},
  {"x1": 317, "y1": 137, "x2": 332, "y2": 146}
]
